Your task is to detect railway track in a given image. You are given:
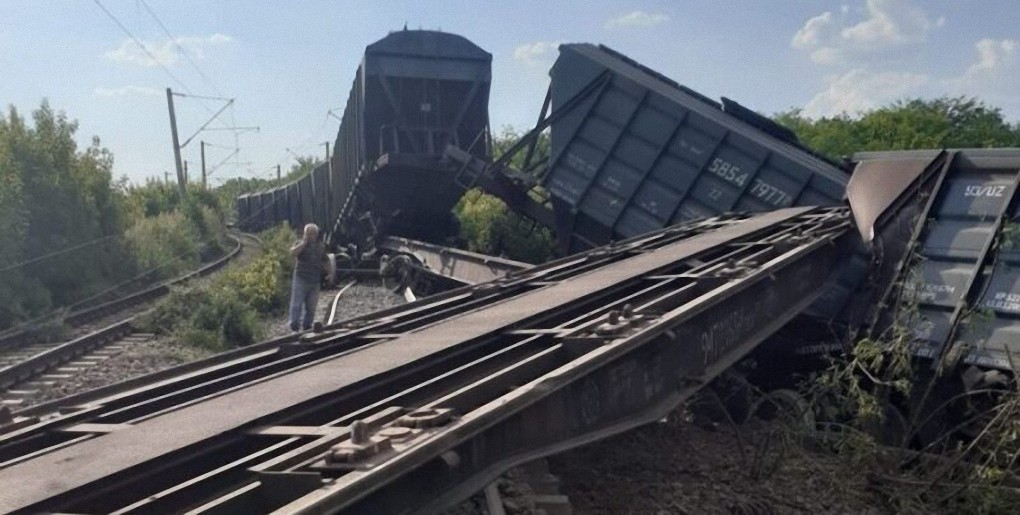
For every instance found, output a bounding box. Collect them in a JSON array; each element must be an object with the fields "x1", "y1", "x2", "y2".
[
  {"x1": 0, "y1": 207, "x2": 853, "y2": 514},
  {"x1": 0, "y1": 233, "x2": 253, "y2": 412}
]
